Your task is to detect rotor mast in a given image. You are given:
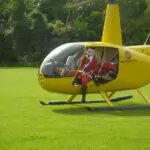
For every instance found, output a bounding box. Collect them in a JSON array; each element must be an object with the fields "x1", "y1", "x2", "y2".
[{"x1": 101, "y1": 0, "x2": 122, "y2": 45}]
